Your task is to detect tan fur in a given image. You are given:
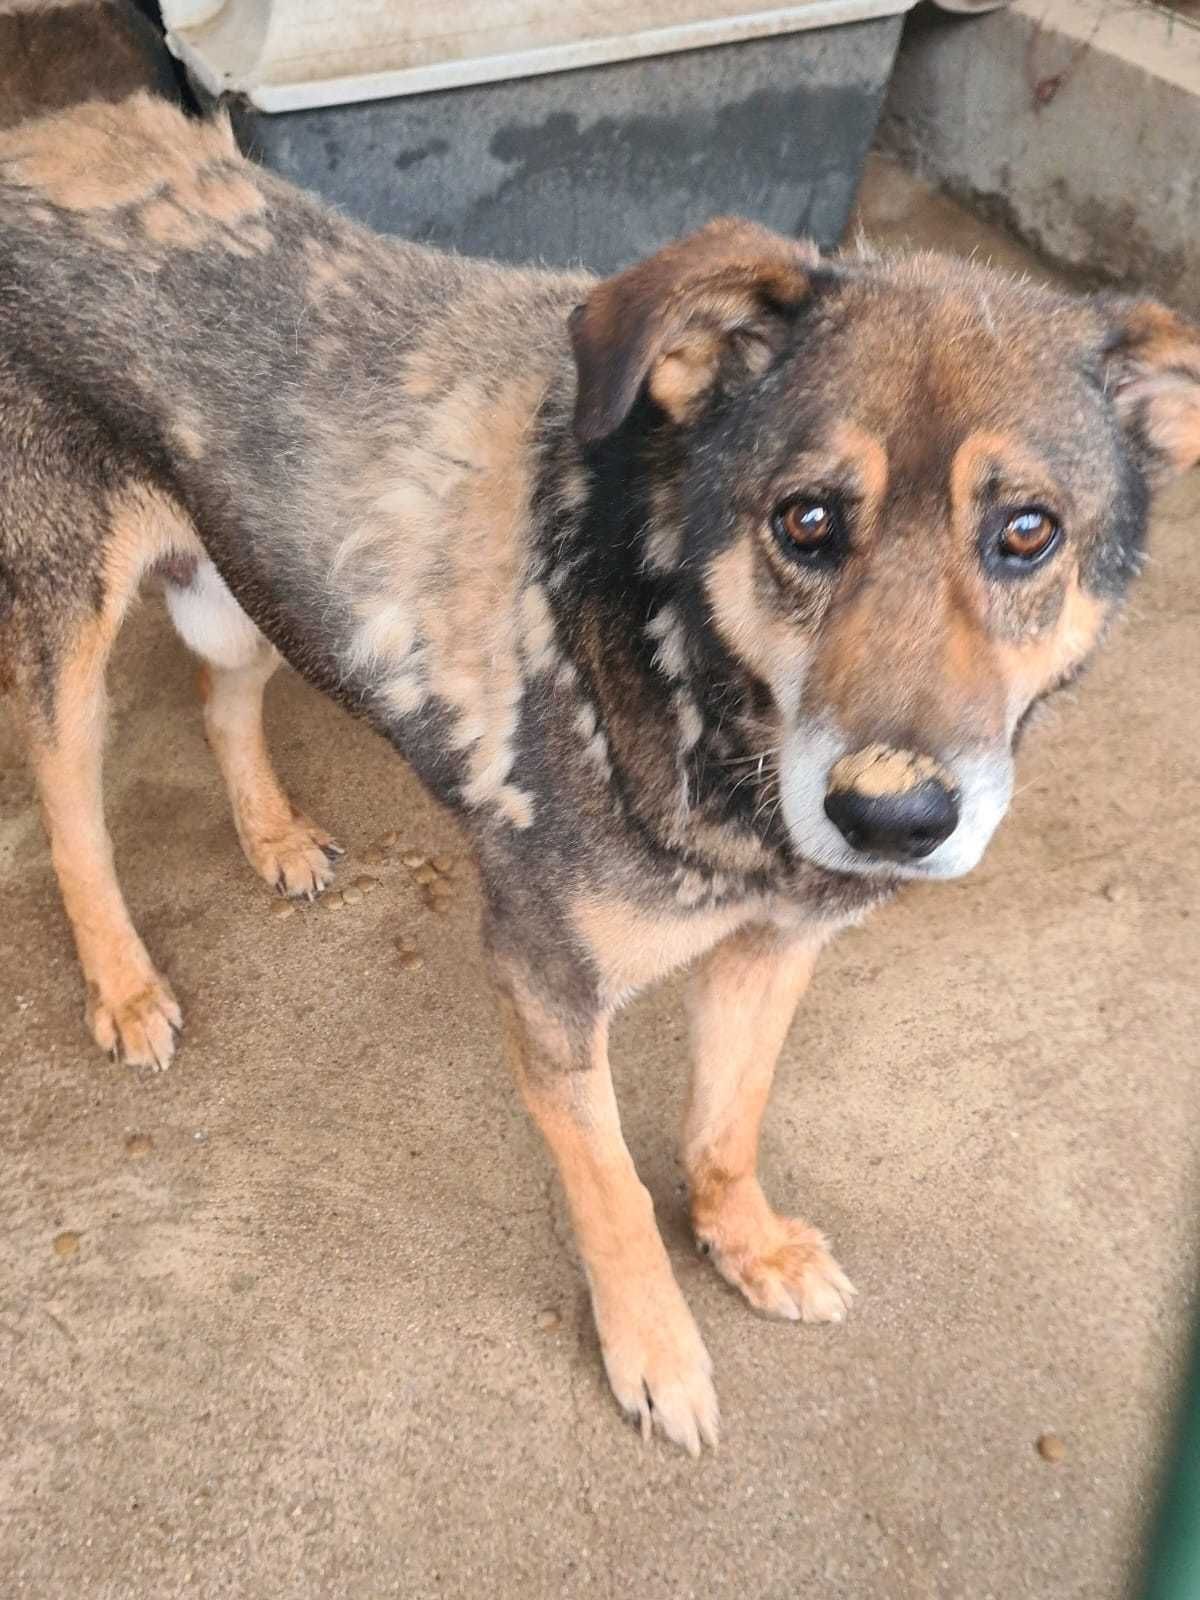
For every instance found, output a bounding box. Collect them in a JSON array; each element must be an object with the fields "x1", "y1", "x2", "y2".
[
  {"x1": 198, "y1": 660, "x2": 338, "y2": 899},
  {"x1": 704, "y1": 537, "x2": 807, "y2": 695},
  {"x1": 1109, "y1": 301, "x2": 1200, "y2": 477},
  {"x1": 648, "y1": 331, "x2": 723, "y2": 425},
  {"x1": 169, "y1": 417, "x2": 206, "y2": 461},
  {"x1": 498, "y1": 981, "x2": 718, "y2": 1455},
  {"x1": 829, "y1": 419, "x2": 890, "y2": 505},
  {"x1": 12, "y1": 477, "x2": 330, "y2": 1063},
  {"x1": 996, "y1": 581, "x2": 1108, "y2": 728},
  {"x1": 181, "y1": 167, "x2": 266, "y2": 226},
  {"x1": 303, "y1": 241, "x2": 363, "y2": 300},
  {"x1": 683, "y1": 926, "x2": 853, "y2": 1323},
  {"x1": 139, "y1": 195, "x2": 205, "y2": 249},
  {"x1": 24, "y1": 487, "x2": 191, "y2": 1067},
  {"x1": 337, "y1": 364, "x2": 560, "y2": 830},
  {"x1": 0, "y1": 94, "x2": 237, "y2": 213},
  {"x1": 572, "y1": 891, "x2": 756, "y2": 999},
  {"x1": 828, "y1": 745, "x2": 949, "y2": 799}
]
